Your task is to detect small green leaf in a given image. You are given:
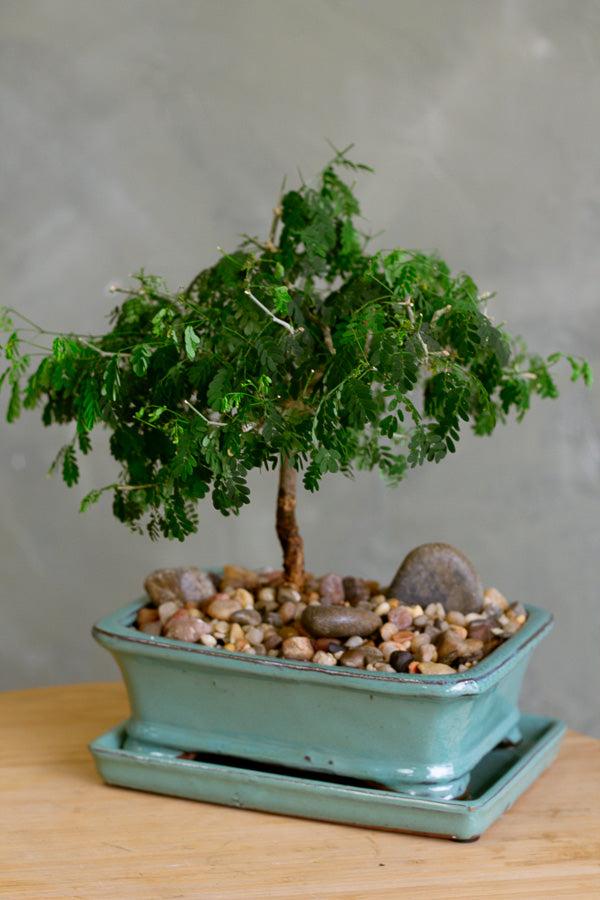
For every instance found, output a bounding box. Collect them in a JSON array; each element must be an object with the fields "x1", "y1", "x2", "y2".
[
  {"x1": 184, "y1": 325, "x2": 201, "y2": 360},
  {"x1": 62, "y1": 445, "x2": 79, "y2": 487},
  {"x1": 131, "y1": 344, "x2": 153, "y2": 376},
  {"x1": 6, "y1": 380, "x2": 21, "y2": 422},
  {"x1": 101, "y1": 355, "x2": 122, "y2": 401},
  {"x1": 272, "y1": 285, "x2": 291, "y2": 315}
]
